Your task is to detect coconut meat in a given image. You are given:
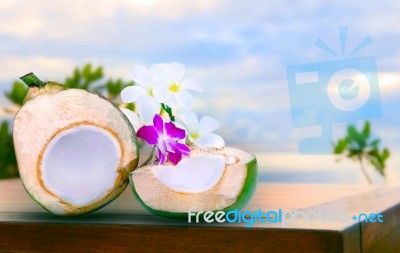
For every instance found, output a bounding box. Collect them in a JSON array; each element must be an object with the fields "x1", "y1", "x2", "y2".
[
  {"x1": 41, "y1": 125, "x2": 121, "y2": 206},
  {"x1": 150, "y1": 155, "x2": 226, "y2": 193}
]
